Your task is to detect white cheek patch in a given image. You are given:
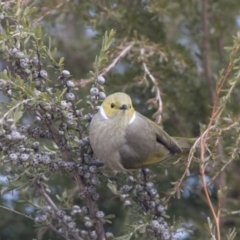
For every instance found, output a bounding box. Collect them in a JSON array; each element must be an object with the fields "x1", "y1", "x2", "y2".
[
  {"x1": 100, "y1": 106, "x2": 109, "y2": 119},
  {"x1": 129, "y1": 112, "x2": 136, "y2": 124}
]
